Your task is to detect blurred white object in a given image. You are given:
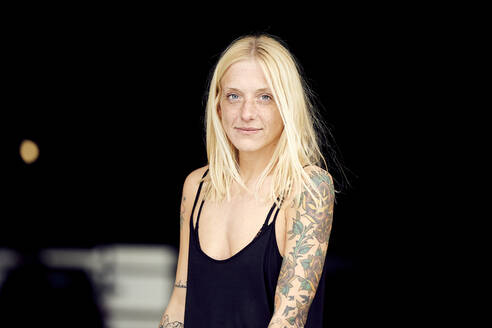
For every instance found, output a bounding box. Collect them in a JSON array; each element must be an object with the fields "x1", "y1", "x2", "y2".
[
  {"x1": 1, "y1": 244, "x2": 177, "y2": 328},
  {"x1": 98, "y1": 244, "x2": 176, "y2": 328}
]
